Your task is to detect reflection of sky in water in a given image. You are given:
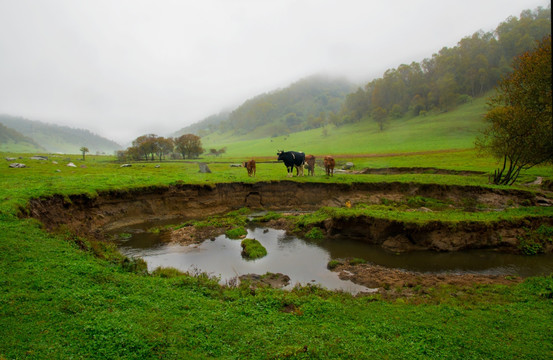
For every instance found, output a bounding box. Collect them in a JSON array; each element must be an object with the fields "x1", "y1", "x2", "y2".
[
  {"x1": 117, "y1": 227, "x2": 373, "y2": 294},
  {"x1": 115, "y1": 225, "x2": 553, "y2": 293}
]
